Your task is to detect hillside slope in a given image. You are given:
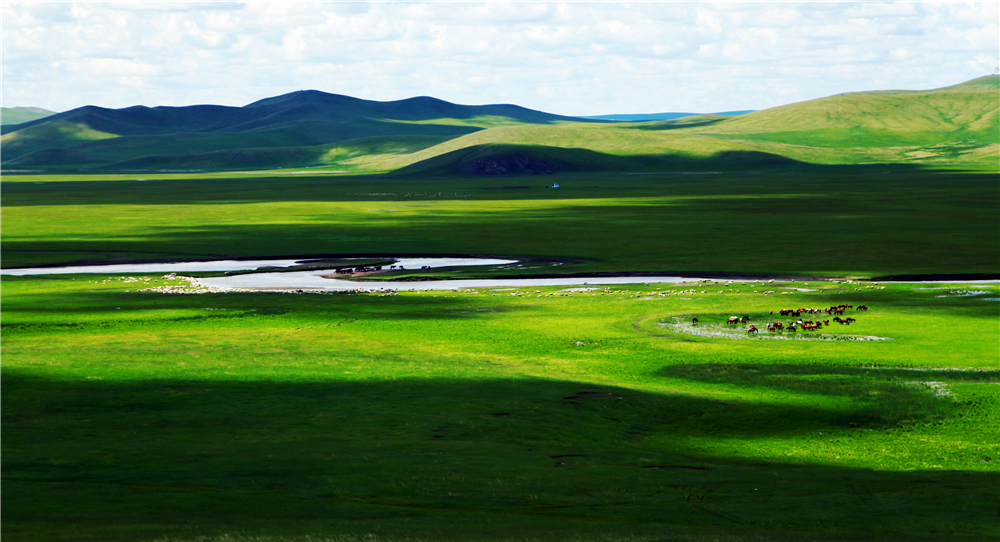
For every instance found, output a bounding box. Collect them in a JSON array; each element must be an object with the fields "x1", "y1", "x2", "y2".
[
  {"x1": 1, "y1": 92, "x2": 593, "y2": 169},
  {"x1": 1, "y1": 107, "x2": 57, "y2": 125},
  {"x1": 675, "y1": 75, "x2": 999, "y2": 164},
  {"x1": 389, "y1": 75, "x2": 999, "y2": 173},
  {"x1": 3, "y1": 76, "x2": 996, "y2": 173},
  {"x1": 353, "y1": 122, "x2": 793, "y2": 174}
]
